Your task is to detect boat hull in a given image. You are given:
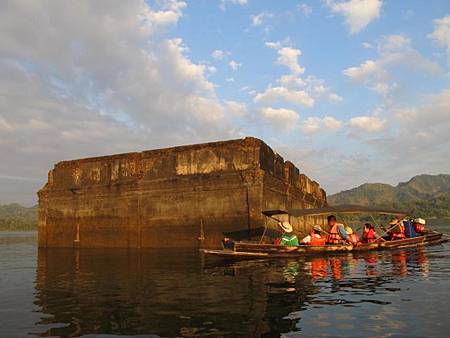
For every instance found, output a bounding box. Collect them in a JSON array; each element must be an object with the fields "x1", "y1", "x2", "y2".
[{"x1": 201, "y1": 233, "x2": 446, "y2": 259}]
